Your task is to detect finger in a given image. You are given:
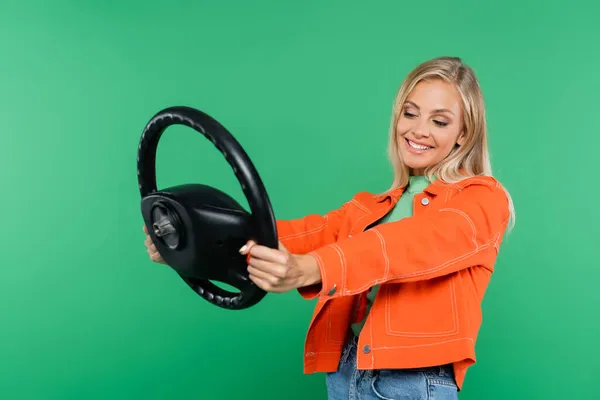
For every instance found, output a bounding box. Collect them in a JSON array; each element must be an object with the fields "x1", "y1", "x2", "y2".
[
  {"x1": 248, "y1": 273, "x2": 272, "y2": 292},
  {"x1": 249, "y1": 245, "x2": 289, "y2": 265},
  {"x1": 248, "y1": 272, "x2": 286, "y2": 293},
  {"x1": 143, "y1": 224, "x2": 148, "y2": 234},
  {"x1": 278, "y1": 241, "x2": 289, "y2": 253},
  {"x1": 149, "y1": 250, "x2": 163, "y2": 262},
  {"x1": 247, "y1": 258, "x2": 287, "y2": 279},
  {"x1": 239, "y1": 240, "x2": 257, "y2": 264},
  {"x1": 239, "y1": 240, "x2": 257, "y2": 255},
  {"x1": 145, "y1": 237, "x2": 156, "y2": 251},
  {"x1": 247, "y1": 265, "x2": 283, "y2": 286}
]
